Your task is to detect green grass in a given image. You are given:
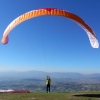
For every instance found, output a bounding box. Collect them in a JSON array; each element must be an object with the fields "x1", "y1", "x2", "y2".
[{"x1": 0, "y1": 91, "x2": 100, "y2": 100}]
